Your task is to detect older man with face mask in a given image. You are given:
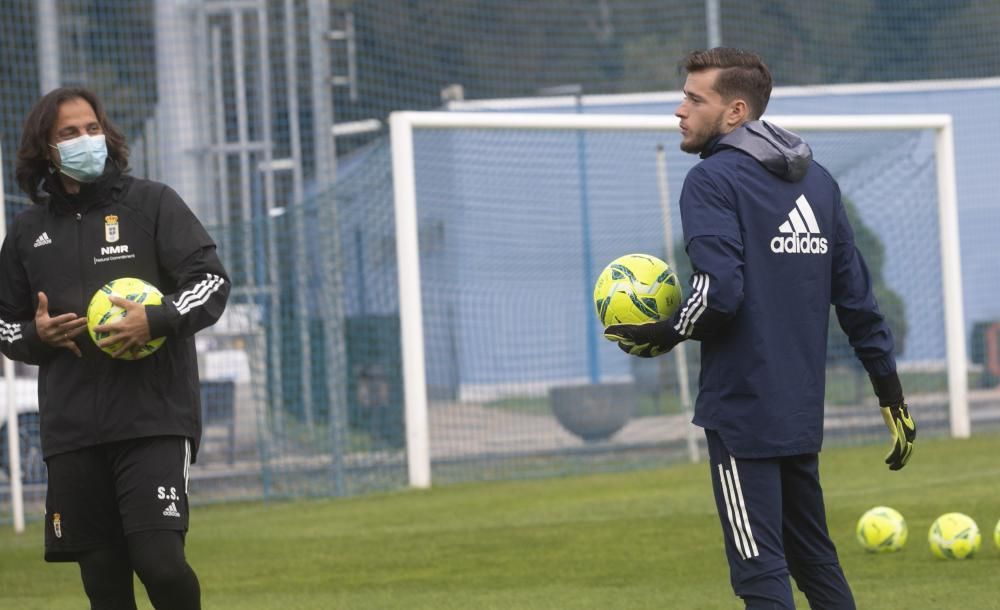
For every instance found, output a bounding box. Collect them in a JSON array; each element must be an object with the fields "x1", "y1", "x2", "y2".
[{"x1": 1, "y1": 86, "x2": 230, "y2": 610}]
